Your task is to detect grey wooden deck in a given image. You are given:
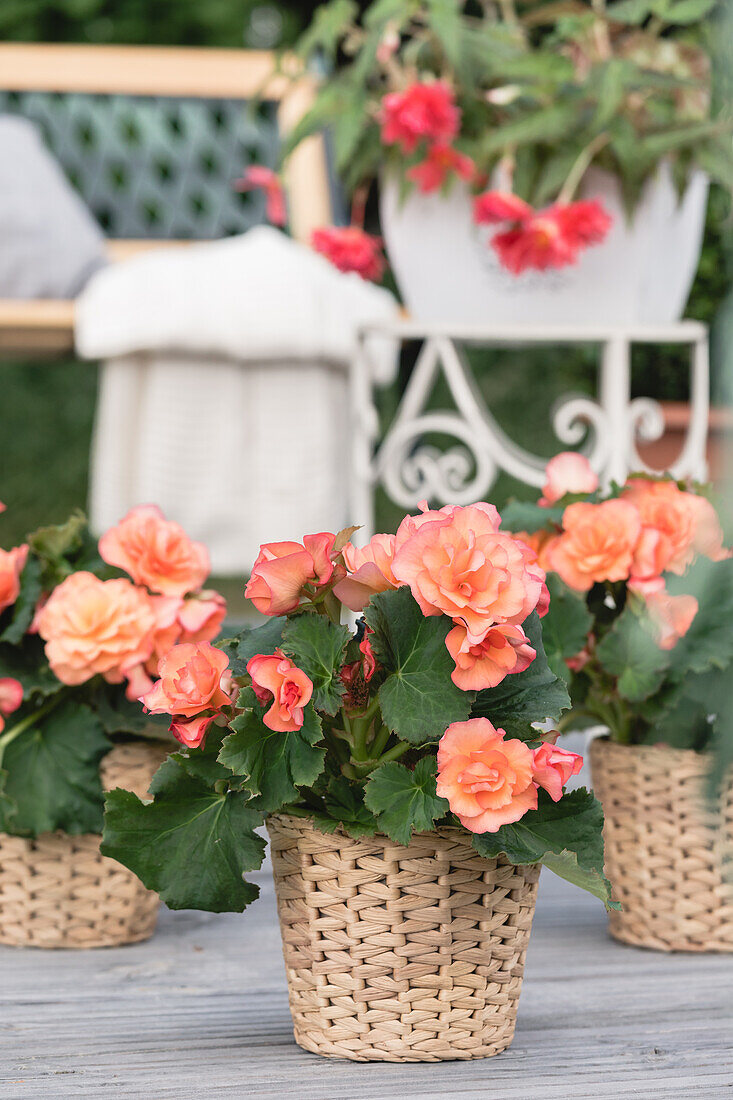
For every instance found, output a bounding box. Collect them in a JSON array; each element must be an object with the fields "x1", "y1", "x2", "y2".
[{"x1": 2, "y1": 864, "x2": 731, "y2": 1099}]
